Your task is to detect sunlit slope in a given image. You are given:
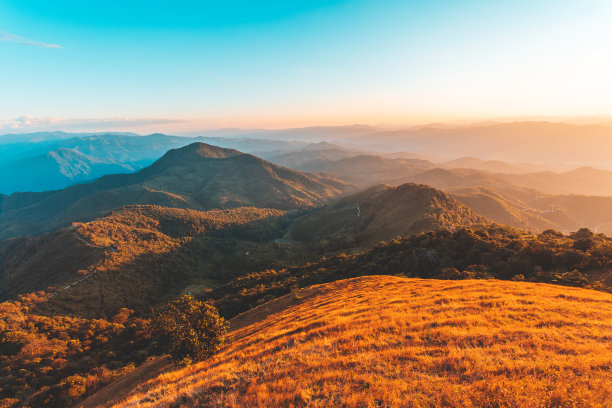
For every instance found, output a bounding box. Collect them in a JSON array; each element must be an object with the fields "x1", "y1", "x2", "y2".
[
  {"x1": 452, "y1": 186, "x2": 612, "y2": 235},
  {"x1": 0, "y1": 205, "x2": 287, "y2": 317},
  {"x1": 107, "y1": 276, "x2": 612, "y2": 408}
]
